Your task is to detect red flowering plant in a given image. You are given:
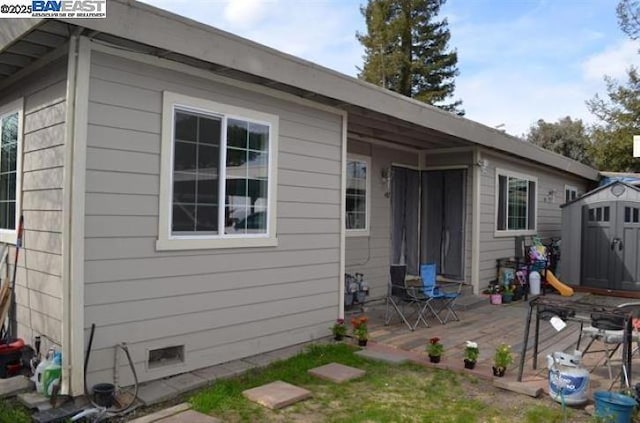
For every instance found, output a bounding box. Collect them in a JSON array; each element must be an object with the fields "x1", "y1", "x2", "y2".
[
  {"x1": 351, "y1": 316, "x2": 369, "y2": 341},
  {"x1": 426, "y1": 337, "x2": 444, "y2": 357}
]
